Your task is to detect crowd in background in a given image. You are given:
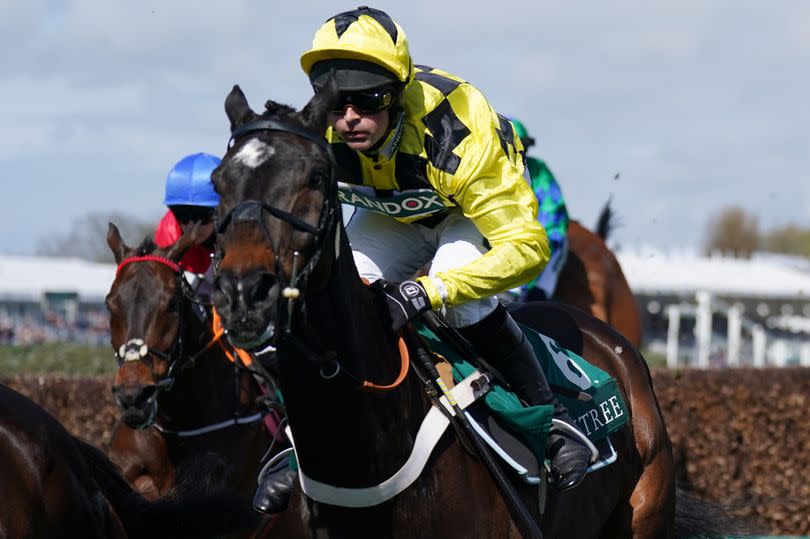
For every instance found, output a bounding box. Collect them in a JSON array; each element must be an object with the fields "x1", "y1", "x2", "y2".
[{"x1": 0, "y1": 306, "x2": 108, "y2": 346}]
